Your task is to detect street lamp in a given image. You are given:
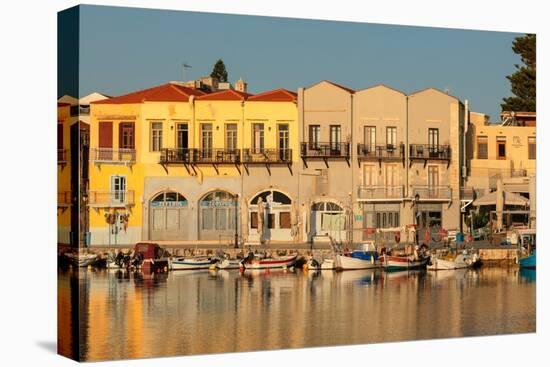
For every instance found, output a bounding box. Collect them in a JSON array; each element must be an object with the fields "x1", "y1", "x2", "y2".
[
  {"x1": 234, "y1": 194, "x2": 239, "y2": 249},
  {"x1": 414, "y1": 193, "x2": 420, "y2": 246}
]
